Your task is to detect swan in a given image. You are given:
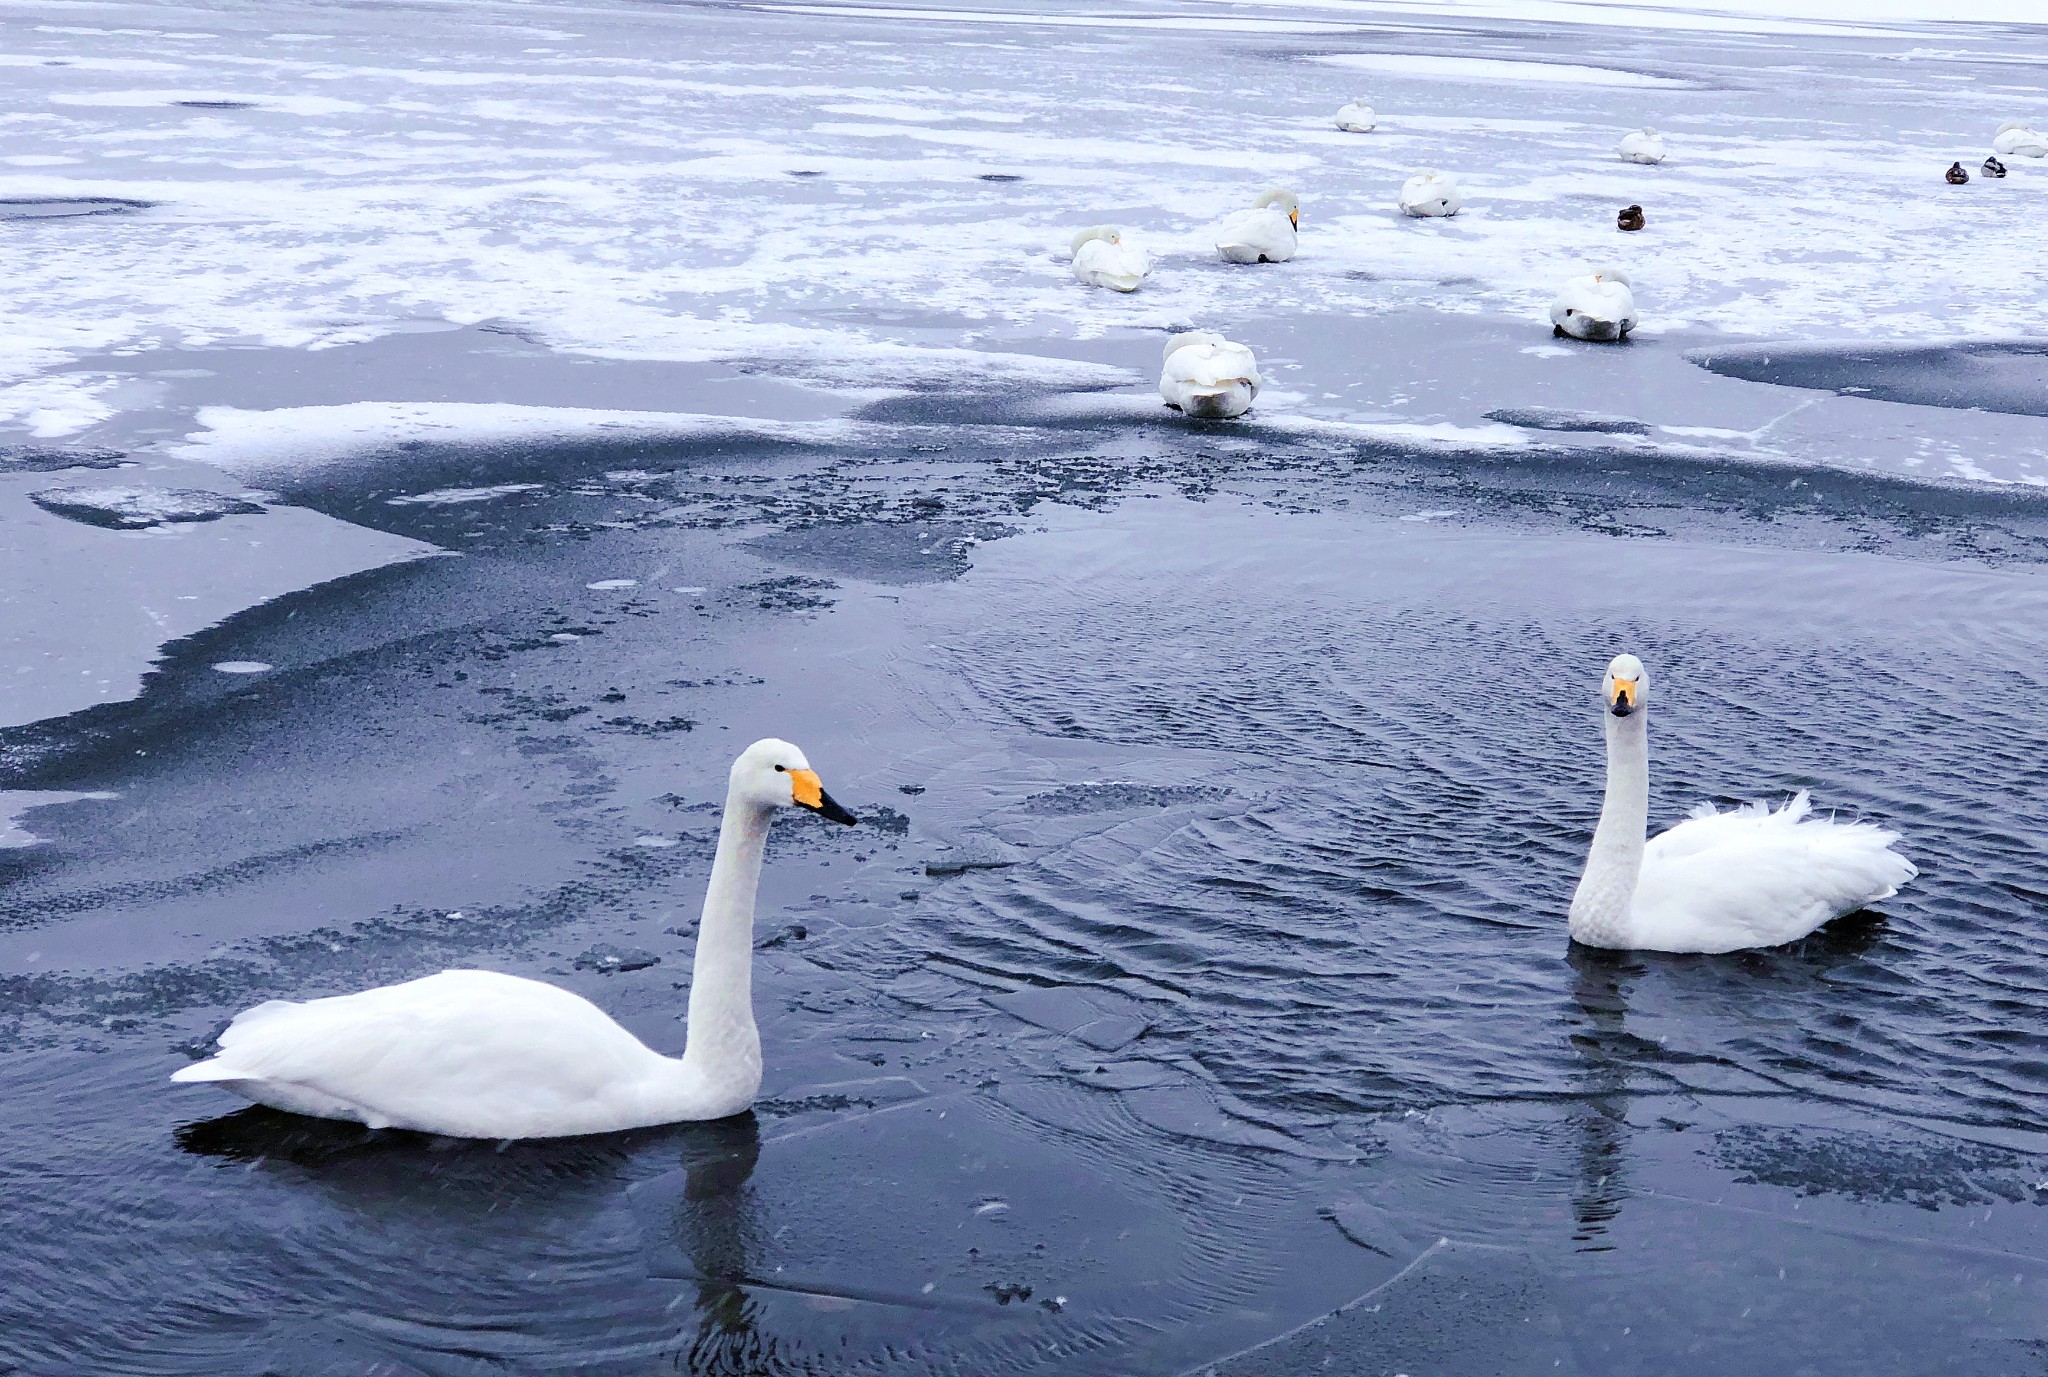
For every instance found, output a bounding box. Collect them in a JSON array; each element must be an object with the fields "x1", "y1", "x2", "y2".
[
  {"x1": 1616, "y1": 128, "x2": 1666, "y2": 165},
  {"x1": 1335, "y1": 98, "x2": 1376, "y2": 132},
  {"x1": 1070, "y1": 225, "x2": 1151, "y2": 292},
  {"x1": 1216, "y1": 188, "x2": 1298, "y2": 263},
  {"x1": 1398, "y1": 170, "x2": 1461, "y2": 217},
  {"x1": 1992, "y1": 120, "x2": 2048, "y2": 158},
  {"x1": 1568, "y1": 654, "x2": 1916, "y2": 954},
  {"x1": 1159, "y1": 331, "x2": 1260, "y2": 419},
  {"x1": 169, "y1": 739, "x2": 859, "y2": 1139},
  {"x1": 1550, "y1": 267, "x2": 1638, "y2": 342}
]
